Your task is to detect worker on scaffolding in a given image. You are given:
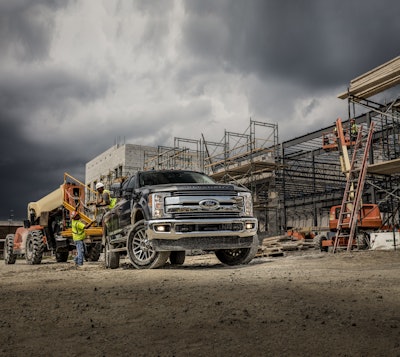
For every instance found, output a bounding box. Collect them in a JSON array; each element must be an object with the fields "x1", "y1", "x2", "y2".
[{"x1": 350, "y1": 119, "x2": 359, "y2": 142}]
